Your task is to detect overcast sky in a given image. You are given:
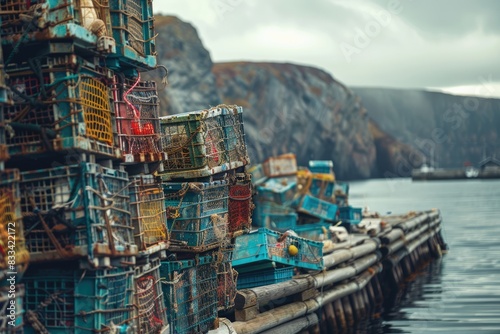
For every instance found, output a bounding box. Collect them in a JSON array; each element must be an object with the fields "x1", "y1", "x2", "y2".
[{"x1": 155, "y1": 0, "x2": 500, "y2": 98}]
